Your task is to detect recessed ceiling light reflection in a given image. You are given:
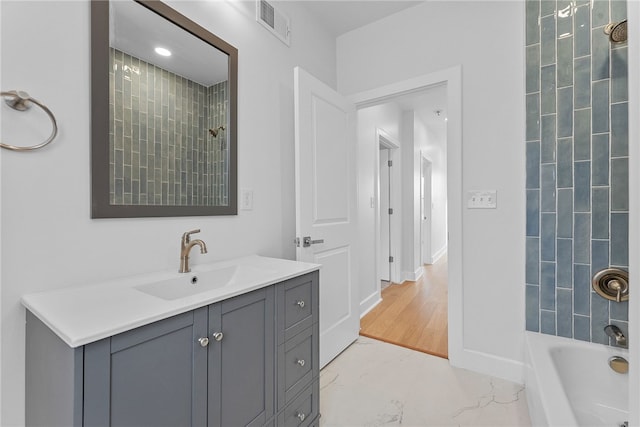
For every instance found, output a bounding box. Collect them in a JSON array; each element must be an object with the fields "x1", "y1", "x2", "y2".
[{"x1": 154, "y1": 47, "x2": 172, "y2": 57}]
